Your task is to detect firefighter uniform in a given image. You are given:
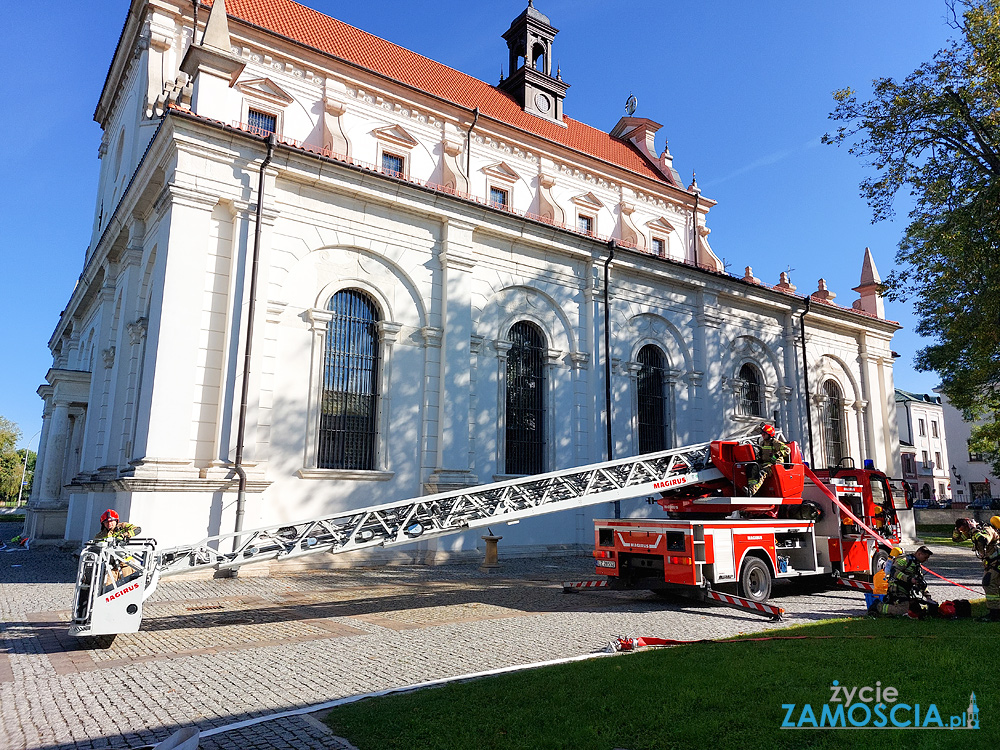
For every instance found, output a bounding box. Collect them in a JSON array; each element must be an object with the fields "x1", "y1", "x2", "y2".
[
  {"x1": 954, "y1": 519, "x2": 1000, "y2": 621},
  {"x1": 747, "y1": 427, "x2": 790, "y2": 496},
  {"x1": 95, "y1": 522, "x2": 141, "y2": 542},
  {"x1": 95, "y1": 510, "x2": 142, "y2": 588},
  {"x1": 877, "y1": 547, "x2": 935, "y2": 618}
]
